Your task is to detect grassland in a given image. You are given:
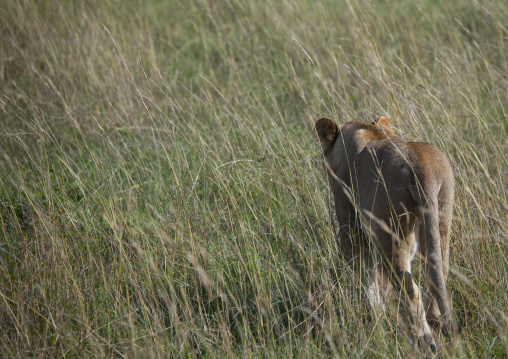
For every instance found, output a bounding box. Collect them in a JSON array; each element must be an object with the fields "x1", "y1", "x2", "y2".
[{"x1": 1, "y1": 0, "x2": 507, "y2": 357}]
